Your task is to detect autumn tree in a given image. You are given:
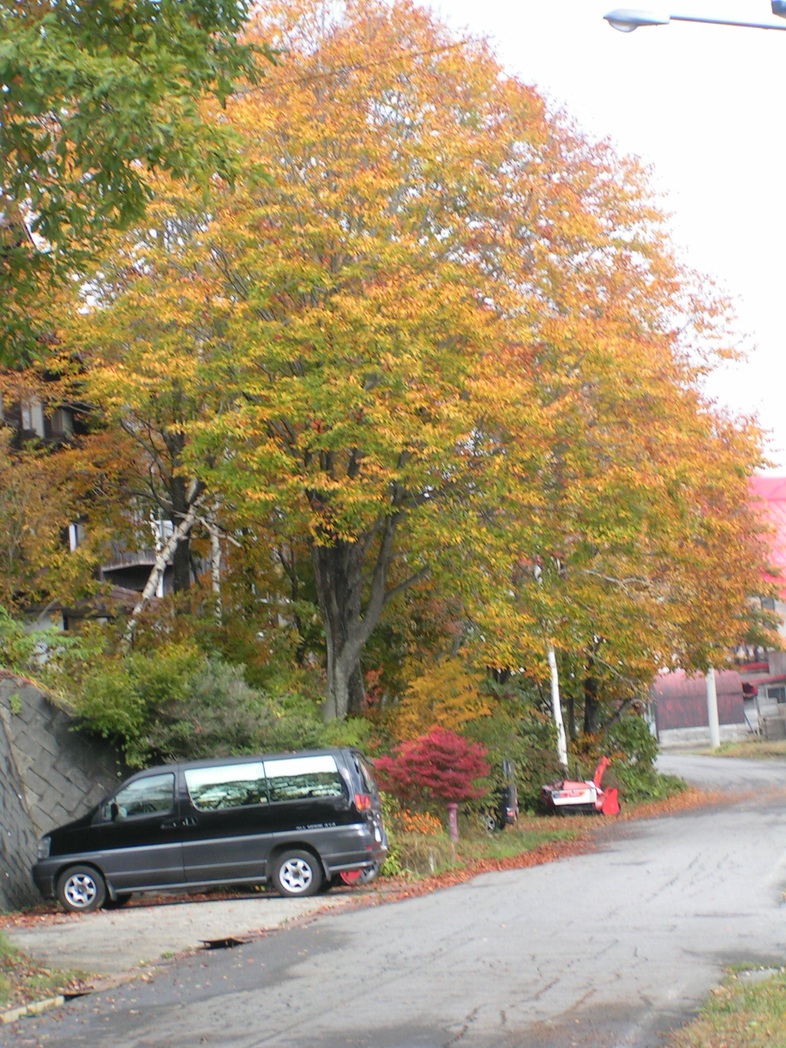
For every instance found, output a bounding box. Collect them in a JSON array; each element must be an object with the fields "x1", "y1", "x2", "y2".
[
  {"x1": 60, "y1": 186, "x2": 234, "y2": 609},
  {"x1": 391, "y1": 656, "x2": 493, "y2": 740},
  {"x1": 56, "y1": 0, "x2": 776, "y2": 742},
  {"x1": 464, "y1": 116, "x2": 779, "y2": 739},
  {"x1": 0, "y1": 410, "x2": 111, "y2": 615},
  {"x1": 177, "y1": 0, "x2": 580, "y2": 720},
  {"x1": 0, "y1": 0, "x2": 269, "y2": 364}
]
